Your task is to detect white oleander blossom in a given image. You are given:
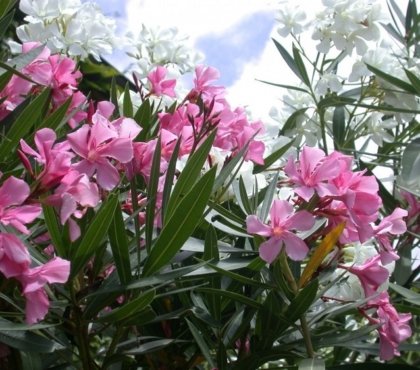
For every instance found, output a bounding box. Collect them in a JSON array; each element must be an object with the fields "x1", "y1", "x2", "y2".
[
  {"x1": 311, "y1": 0, "x2": 384, "y2": 55},
  {"x1": 16, "y1": 0, "x2": 117, "y2": 60},
  {"x1": 365, "y1": 113, "x2": 398, "y2": 147},
  {"x1": 276, "y1": 5, "x2": 307, "y2": 37},
  {"x1": 125, "y1": 25, "x2": 203, "y2": 78},
  {"x1": 316, "y1": 73, "x2": 342, "y2": 95}
]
